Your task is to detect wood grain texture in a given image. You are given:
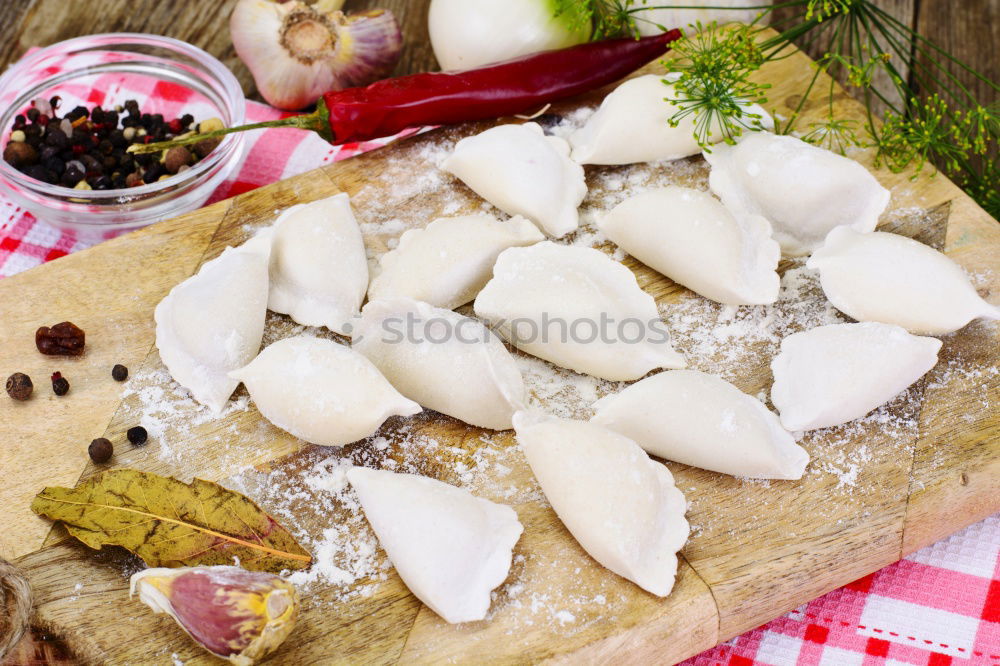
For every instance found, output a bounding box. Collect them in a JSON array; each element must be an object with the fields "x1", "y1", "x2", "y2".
[
  {"x1": 0, "y1": 202, "x2": 231, "y2": 561},
  {"x1": 1, "y1": 30, "x2": 997, "y2": 664}
]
